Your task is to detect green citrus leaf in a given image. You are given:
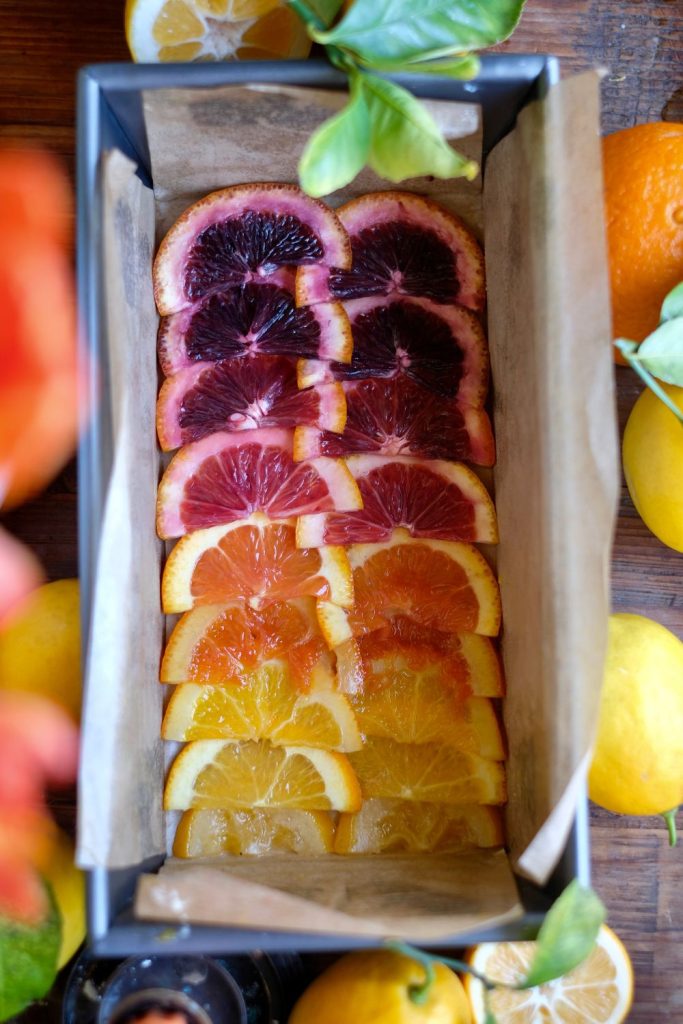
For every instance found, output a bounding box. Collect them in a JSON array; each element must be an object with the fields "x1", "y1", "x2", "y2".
[
  {"x1": 314, "y1": 0, "x2": 526, "y2": 63},
  {"x1": 298, "y1": 74, "x2": 370, "y2": 196},
  {"x1": 0, "y1": 884, "x2": 61, "y2": 1021},
  {"x1": 635, "y1": 317, "x2": 683, "y2": 386},
  {"x1": 359, "y1": 53, "x2": 481, "y2": 78},
  {"x1": 520, "y1": 881, "x2": 605, "y2": 990},
  {"x1": 660, "y1": 282, "x2": 683, "y2": 323},
  {"x1": 362, "y1": 73, "x2": 478, "y2": 183}
]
